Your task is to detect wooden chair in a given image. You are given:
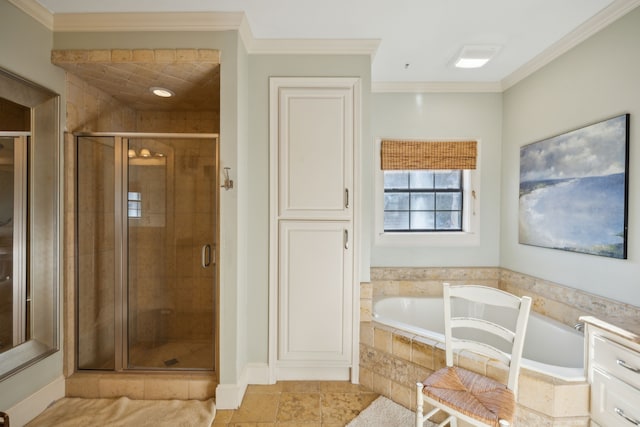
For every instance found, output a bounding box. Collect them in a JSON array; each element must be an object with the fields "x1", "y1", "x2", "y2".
[{"x1": 416, "y1": 283, "x2": 532, "y2": 427}]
